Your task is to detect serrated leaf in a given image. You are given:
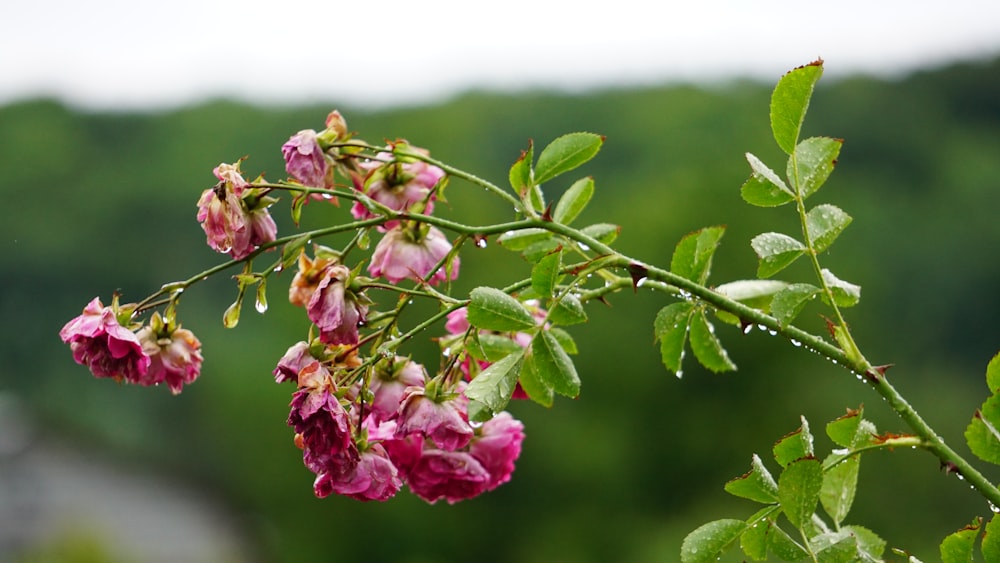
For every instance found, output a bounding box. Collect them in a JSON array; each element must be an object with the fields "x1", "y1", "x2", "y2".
[
  {"x1": 939, "y1": 517, "x2": 982, "y2": 563},
  {"x1": 821, "y1": 454, "x2": 859, "y2": 525},
  {"x1": 553, "y1": 176, "x2": 594, "y2": 225},
  {"x1": 580, "y1": 222, "x2": 620, "y2": 245},
  {"x1": 534, "y1": 132, "x2": 604, "y2": 185},
  {"x1": 654, "y1": 302, "x2": 696, "y2": 375},
  {"x1": 744, "y1": 152, "x2": 793, "y2": 204},
  {"x1": 548, "y1": 293, "x2": 587, "y2": 326},
  {"x1": 531, "y1": 331, "x2": 580, "y2": 398},
  {"x1": 548, "y1": 327, "x2": 577, "y2": 354},
  {"x1": 774, "y1": 417, "x2": 815, "y2": 467},
  {"x1": 771, "y1": 283, "x2": 820, "y2": 327},
  {"x1": 468, "y1": 333, "x2": 525, "y2": 362},
  {"x1": 681, "y1": 519, "x2": 746, "y2": 563},
  {"x1": 826, "y1": 407, "x2": 863, "y2": 448},
  {"x1": 807, "y1": 204, "x2": 852, "y2": 253},
  {"x1": 518, "y1": 353, "x2": 554, "y2": 407},
  {"x1": 467, "y1": 287, "x2": 537, "y2": 332},
  {"x1": 981, "y1": 514, "x2": 1000, "y2": 562},
  {"x1": 820, "y1": 269, "x2": 861, "y2": 307},
  {"x1": 715, "y1": 279, "x2": 789, "y2": 304},
  {"x1": 725, "y1": 454, "x2": 779, "y2": 503},
  {"x1": 497, "y1": 228, "x2": 554, "y2": 251},
  {"x1": 464, "y1": 351, "x2": 524, "y2": 421},
  {"x1": 751, "y1": 232, "x2": 806, "y2": 278},
  {"x1": 777, "y1": 457, "x2": 823, "y2": 529},
  {"x1": 965, "y1": 395, "x2": 1000, "y2": 465},
  {"x1": 771, "y1": 60, "x2": 824, "y2": 154},
  {"x1": 843, "y1": 525, "x2": 886, "y2": 561},
  {"x1": 986, "y1": 350, "x2": 1000, "y2": 392},
  {"x1": 740, "y1": 508, "x2": 773, "y2": 561},
  {"x1": 509, "y1": 141, "x2": 533, "y2": 192},
  {"x1": 768, "y1": 524, "x2": 809, "y2": 561},
  {"x1": 671, "y1": 226, "x2": 726, "y2": 284},
  {"x1": 531, "y1": 249, "x2": 562, "y2": 298},
  {"x1": 812, "y1": 531, "x2": 858, "y2": 563},
  {"x1": 522, "y1": 239, "x2": 563, "y2": 263},
  {"x1": 789, "y1": 136, "x2": 843, "y2": 200},
  {"x1": 689, "y1": 310, "x2": 736, "y2": 373}
]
